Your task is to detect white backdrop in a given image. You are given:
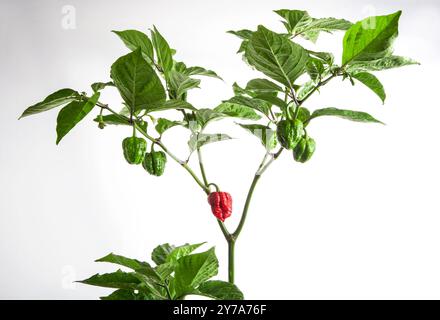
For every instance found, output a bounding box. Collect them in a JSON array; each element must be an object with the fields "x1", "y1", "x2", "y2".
[{"x1": 1, "y1": 0, "x2": 439, "y2": 299}]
